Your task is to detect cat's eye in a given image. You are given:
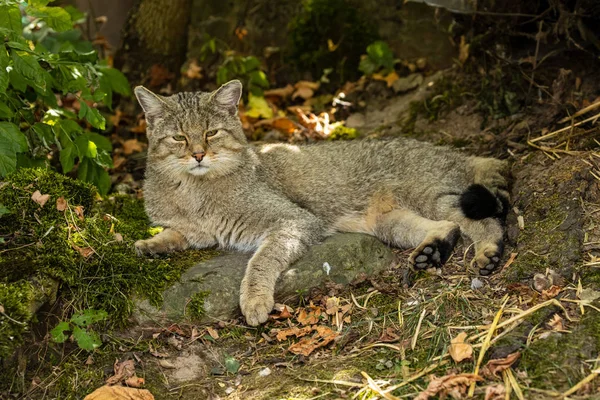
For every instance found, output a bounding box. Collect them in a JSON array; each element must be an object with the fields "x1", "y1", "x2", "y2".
[
  {"x1": 172, "y1": 135, "x2": 187, "y2": 141},
  {"x1": 205, "y1": 130, "x2": 219, "y2": 138}
]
